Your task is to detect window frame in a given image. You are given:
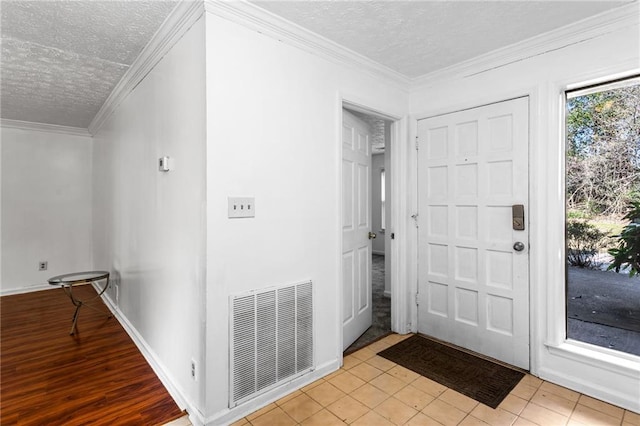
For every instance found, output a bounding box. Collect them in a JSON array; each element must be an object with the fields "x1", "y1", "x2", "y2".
[{"x1": 563, "y1": 74, "x2": 640, "y2": 354}]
